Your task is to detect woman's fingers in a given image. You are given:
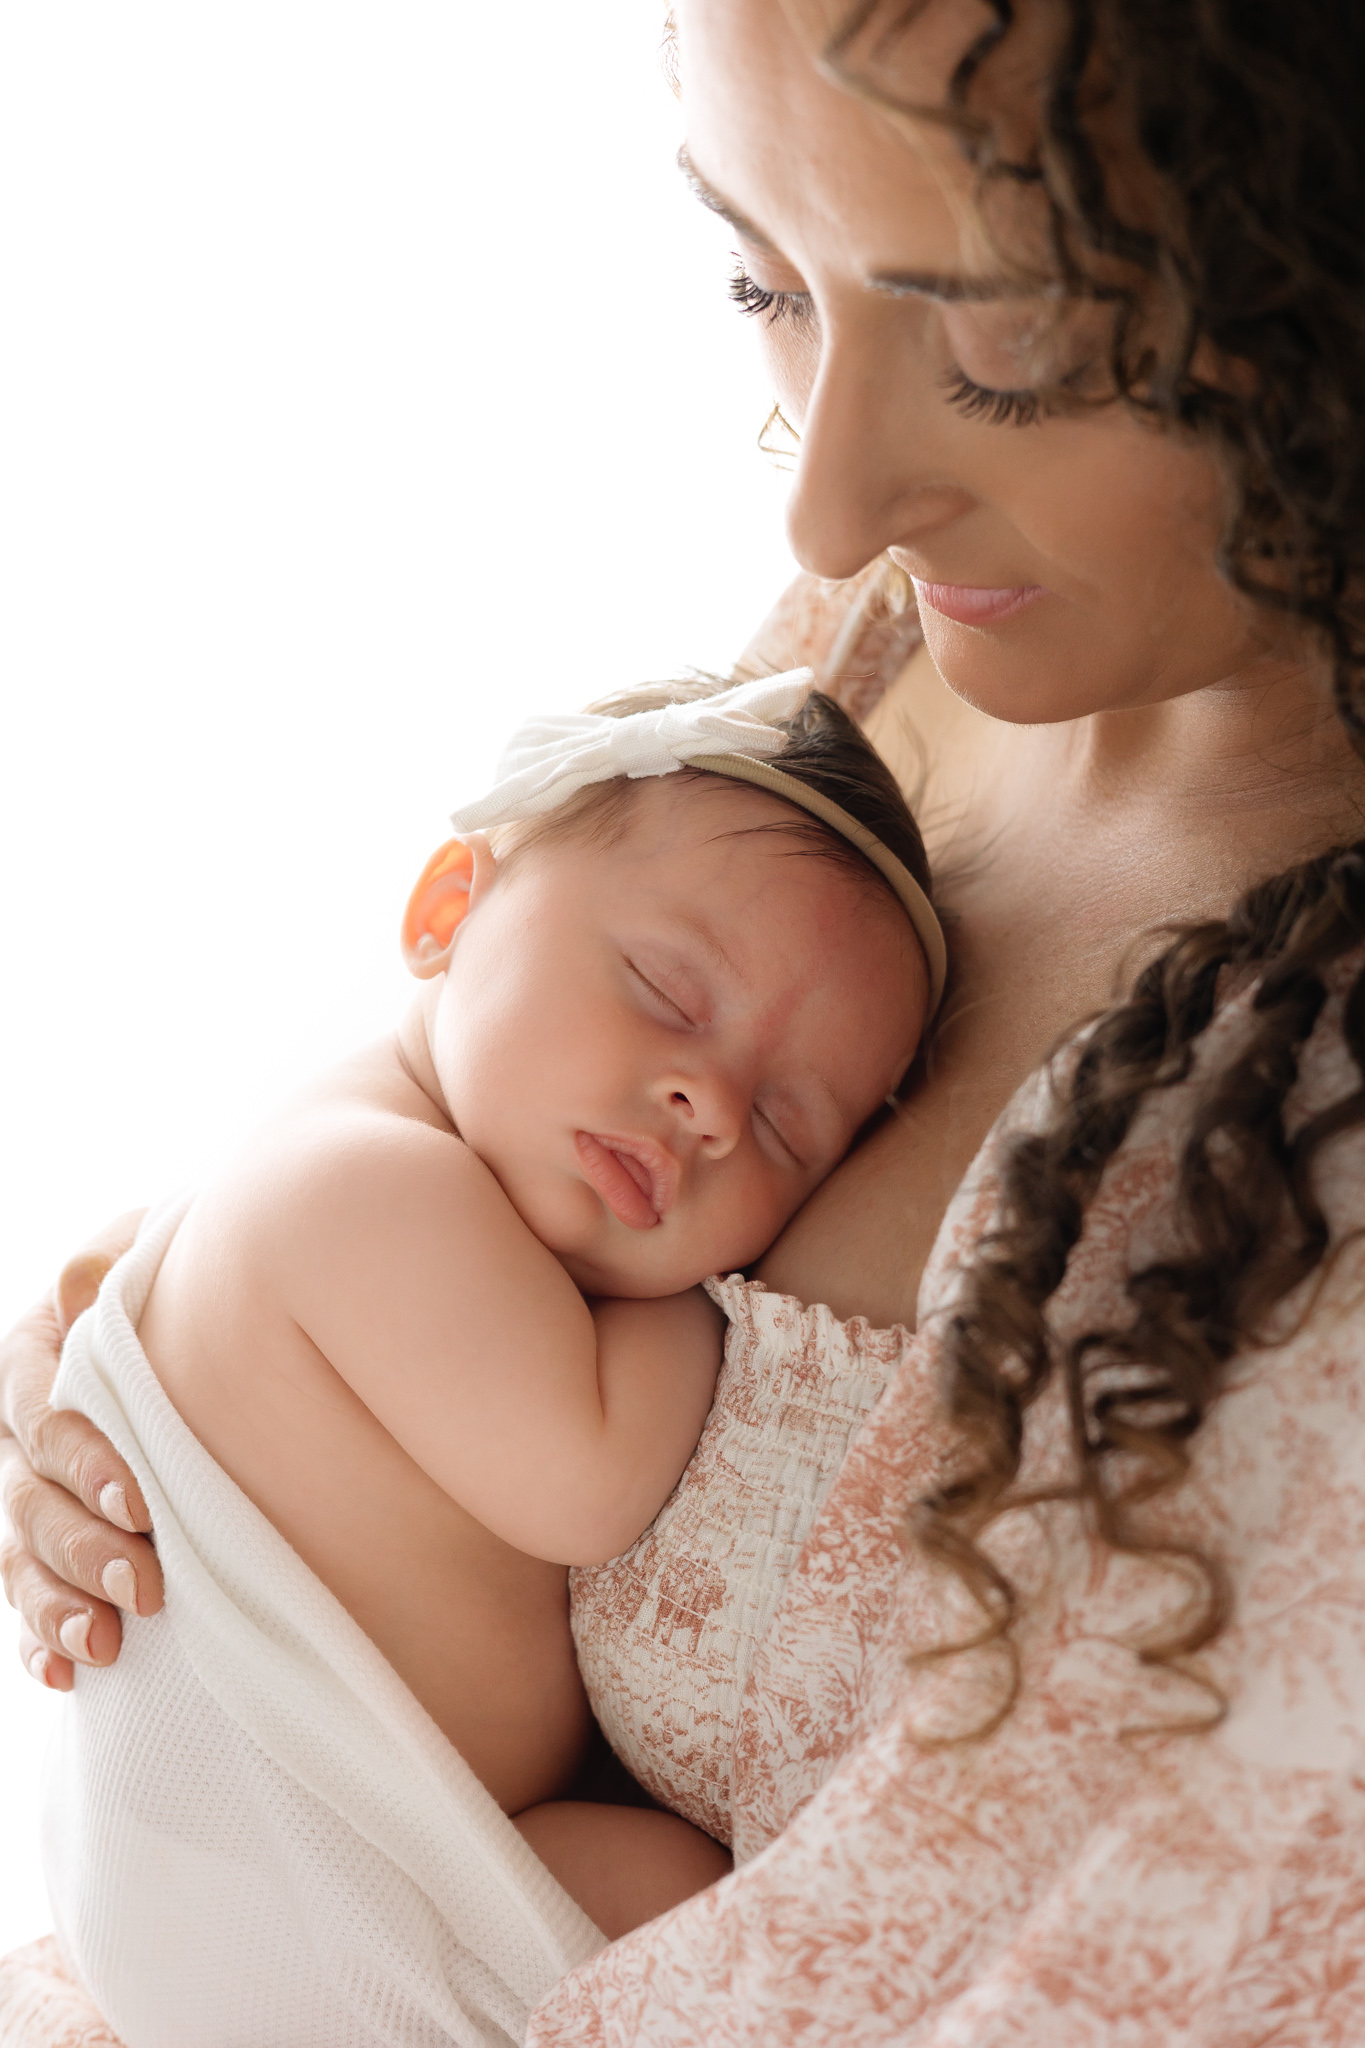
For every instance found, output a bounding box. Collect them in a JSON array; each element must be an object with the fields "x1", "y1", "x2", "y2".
[
  {"x1": 0, "y1": 1209, "x2": 155, "y2": 1688},
  {"x1": 52, "y1": 1209, "x2": 145, "y2": 1339},
  {"x1": 16, "y1": 1622, "x2": 74, "y2": 1692},
  {"x1": 55, "y1": 1252, "x2": 115, "y2": 1339},
  {"x1": 22, "y1": 1396, "x2": 152, "y2": 1536},
  {"x1": 0, "y1": 1437, "x2": 163, "y2": 1625},
  {"x1": 1, "y1": 1286, "x2": 151, "y2": 1537},
  {"x1": 2, "y1": 1531, "x2": 127, "y2": 1680}
]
